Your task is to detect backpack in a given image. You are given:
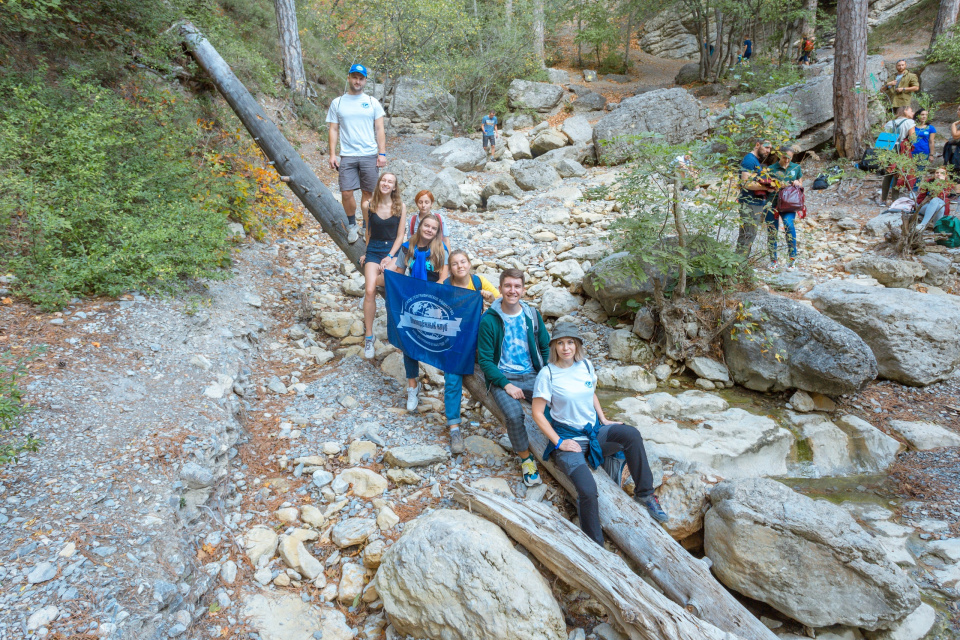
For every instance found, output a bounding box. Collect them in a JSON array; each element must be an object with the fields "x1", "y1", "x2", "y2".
[
  {"x1": 442, "y1": 274, "x2": 482, "y2": 291},
  {"x1": 803, "y1": 38, "x2": 814, "y2": 52},
  {"x1": 858, "y1": 148, "x2": 882, "y2": 173},
  {"x1": 812, "y1": 174, "x2": 829, "y2": 190},
  {"x1": 776, "y1": 186, "x2": 805, "y2": 214}
]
